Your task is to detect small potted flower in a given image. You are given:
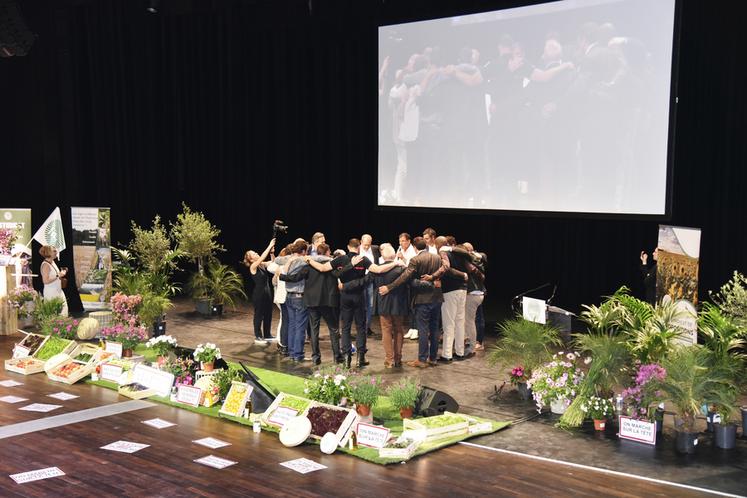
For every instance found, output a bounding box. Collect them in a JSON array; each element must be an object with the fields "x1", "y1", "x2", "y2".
[
  {"x1": 101, "y1": 323, "x2": 149, "y2": 357},
  {"x1": 580, "y1": 396, "x2": 614, "y2": 431},
  {"x1": 193, "y1": 343, "x2": 221, "y2": 371},
  {"x1": 527, "y1": 351, "x2": 585, "y2": 414},
  {"x1": 146, "y1": 335, "x2": 178, "y2": 366},
  {"x1": 349, "y1": 374, "x2": 381, "y2": 417},
  {"x1": 168, "y1": 357, "x2": 196, "y2": 386},
  {"x1": 387, "y1": 377, "x2": 420, "y2": 419},
  {"x1": 42, "y1": 316, "x2": 80, "y2": 340},
  {"x1": 8, "y1": 285, "x2": 38, "y2": 327},
  {"x1": 509, "y1": 365, "x2": 531, "y2": 401},
  {"x1": 304, "y1": 367, "x2": 350, "y2": 406}
]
